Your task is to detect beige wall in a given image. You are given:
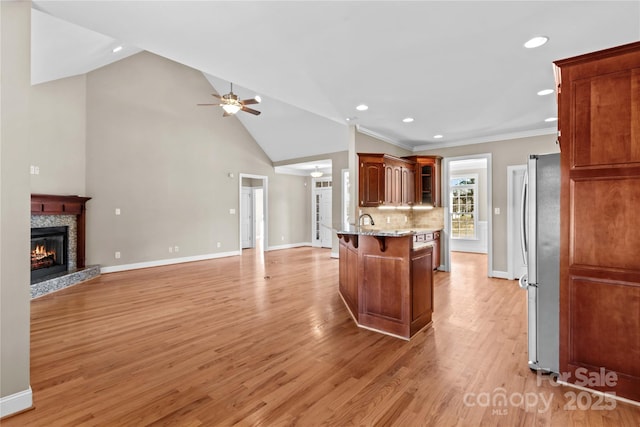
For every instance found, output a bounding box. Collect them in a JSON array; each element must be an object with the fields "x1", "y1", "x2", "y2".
[
  {"x1": 0, "y1": 0, "x2": 32, "y2": 408},
  {"x1": 84, "y1": 52, "x2": 310, "y2": 267},
  {"x1": 29, "y1": 75, "x2": 86, "y2": 195},
  {"x1": 274, "y1": 150, "x2": 349, "y2": 255},
  {"x1": 418, "y1": 134, "x2": 559, "y2": 273},
  {"x1": 355, "y1": 131, "x2": 412, "y2": 157}
]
